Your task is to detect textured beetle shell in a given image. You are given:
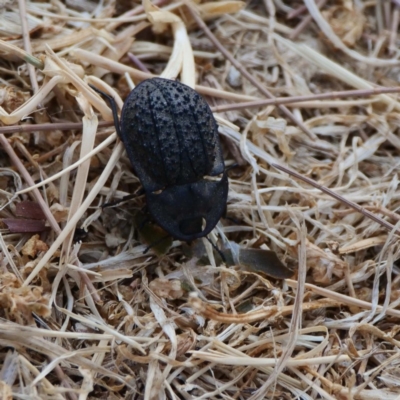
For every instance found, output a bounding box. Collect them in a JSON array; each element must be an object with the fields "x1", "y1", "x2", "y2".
[{"x1": 120, "y1": 78, "x2": 225, "y2": 192}]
